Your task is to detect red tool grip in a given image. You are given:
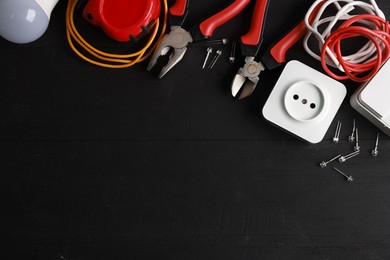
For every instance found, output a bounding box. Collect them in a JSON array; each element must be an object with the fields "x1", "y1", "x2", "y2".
[
  {"x1": 269, "y1": 21, "x2": 306, "y2": 64},
  {"x1": 241, "y1": 0, "x2": 268, "y2": 46},
  {"x1": 270, "y1": 0, "x2": 325, "y2": 64},
  {"x1": 199, "y1": 0, "x2": 250, "y2": 38},
  {"x1": 170, "y1": 0, "x2": 187, "y2": 17}
]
